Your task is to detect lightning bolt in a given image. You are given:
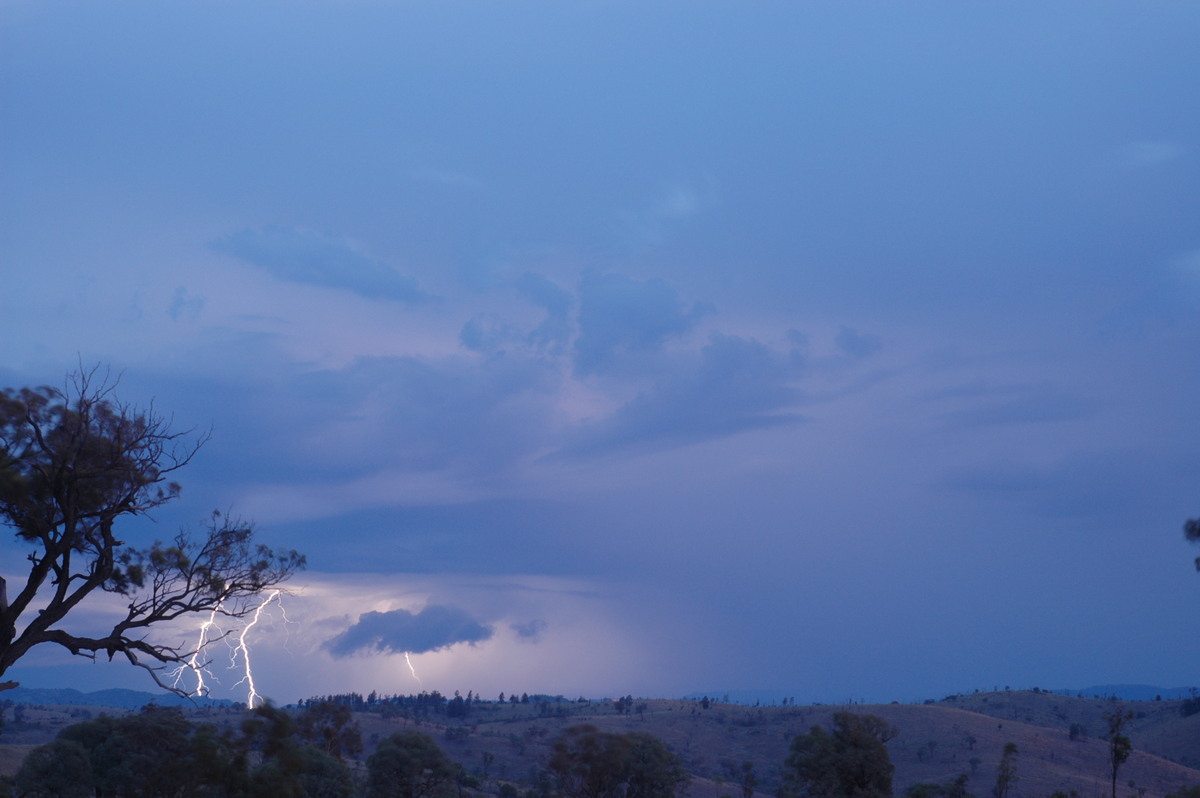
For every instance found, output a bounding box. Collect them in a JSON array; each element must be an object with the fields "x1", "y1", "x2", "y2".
[
  {"x1": 170, "y1": 604, "x2": 224, "y2": 696},
  {"x1": 404, "y1": 651, "x2": 422, "y2": 686},
  {"x1": 231, "y1": 589, "x2": 282, "y2": 708}
]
